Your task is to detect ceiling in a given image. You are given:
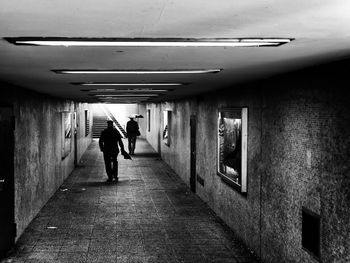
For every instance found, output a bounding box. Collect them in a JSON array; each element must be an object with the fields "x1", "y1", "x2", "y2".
[{"x1": 1, "y1": 0, "x2": 350, "y2": 103}]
